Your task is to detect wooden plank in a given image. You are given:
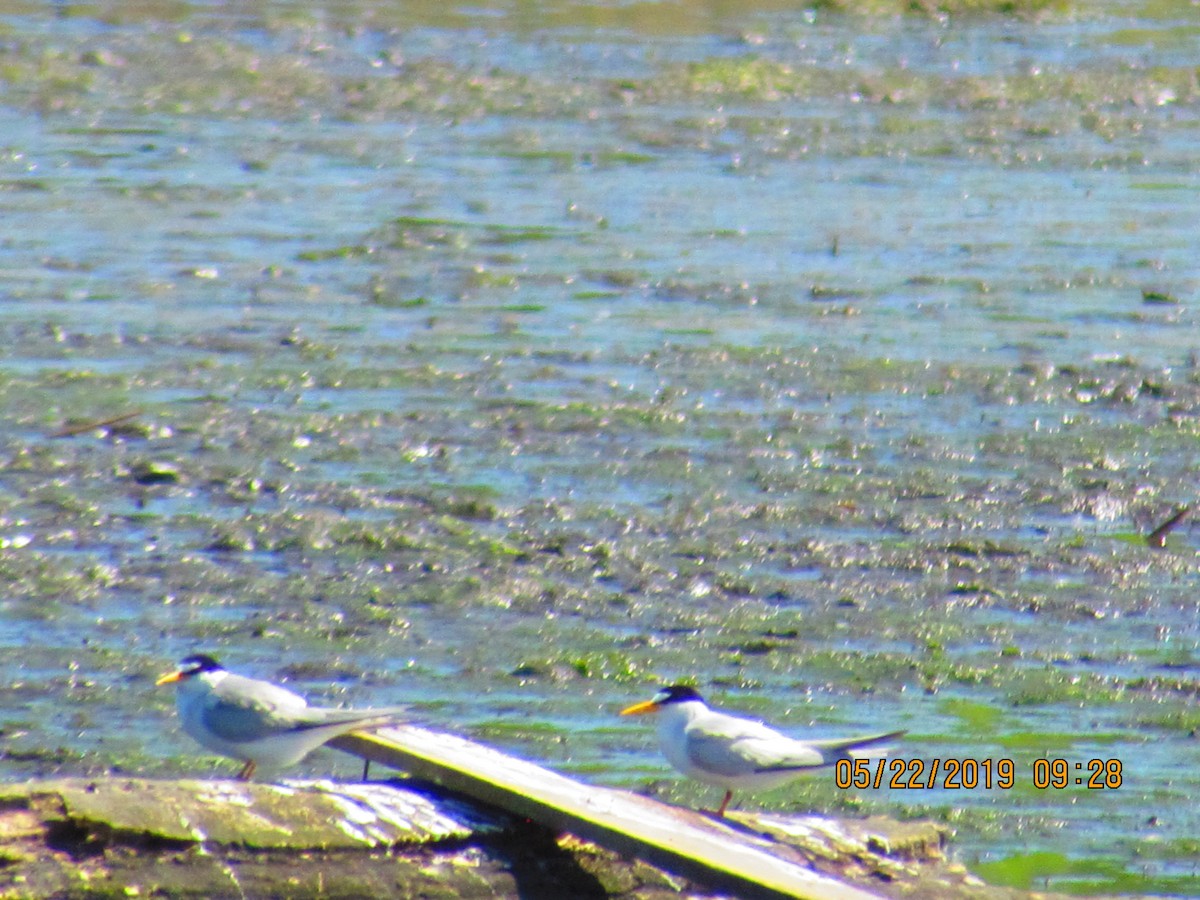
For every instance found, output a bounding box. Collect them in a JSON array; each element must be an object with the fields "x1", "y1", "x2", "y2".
[{"x1": 330, "y1": 725, "x2": 883, "y2": 900}]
